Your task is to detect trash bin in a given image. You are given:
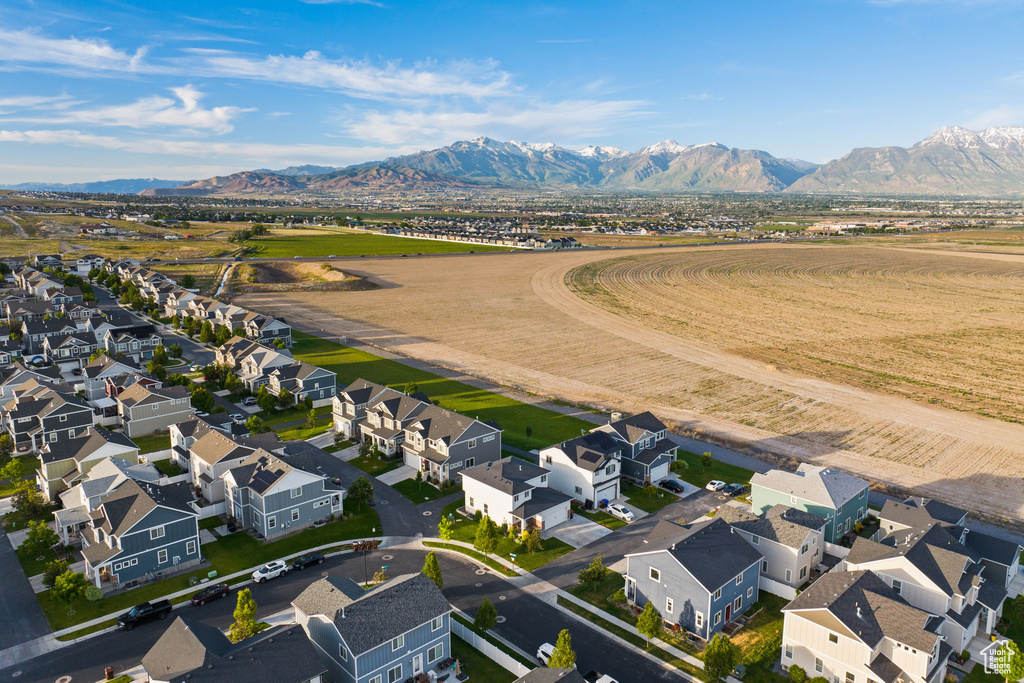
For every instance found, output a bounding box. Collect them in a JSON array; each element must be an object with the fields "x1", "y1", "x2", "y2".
[{"x1": 104, "y1": 666, "x2": 115, "y2": 680}]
